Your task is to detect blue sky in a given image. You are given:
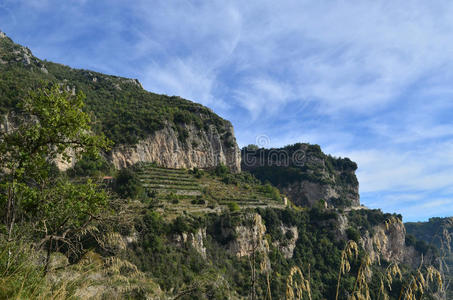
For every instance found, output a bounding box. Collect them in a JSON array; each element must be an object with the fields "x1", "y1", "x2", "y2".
[{"x1": 2, "y1": 0, "x2": 453, "y2": 221}]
